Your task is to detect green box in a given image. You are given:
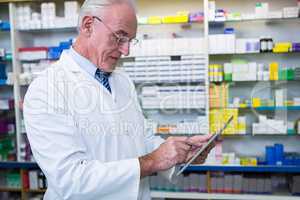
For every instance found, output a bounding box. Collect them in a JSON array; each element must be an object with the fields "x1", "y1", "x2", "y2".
[
  {"x1": 287, "y1": 69, "x2": 295, "y2": 80},
  {"x1": 224, "y1": 73, "x2": 232, "y2": 82},
  {"x1": 6, "y1": 173, "x2": 21, "y2": 189}
]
